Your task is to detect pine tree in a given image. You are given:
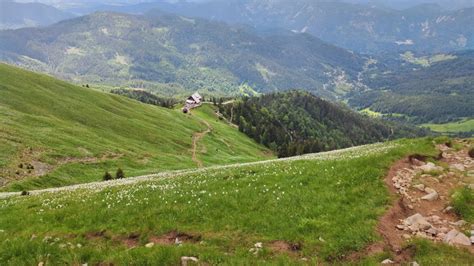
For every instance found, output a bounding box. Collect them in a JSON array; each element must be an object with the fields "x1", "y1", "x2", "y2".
[
  {"x1": 116, "y1": 168, "x2": 125, "y2": 179},
  {"x1": 103, "y1": 171, "x2": 113, "y2": 181}
]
